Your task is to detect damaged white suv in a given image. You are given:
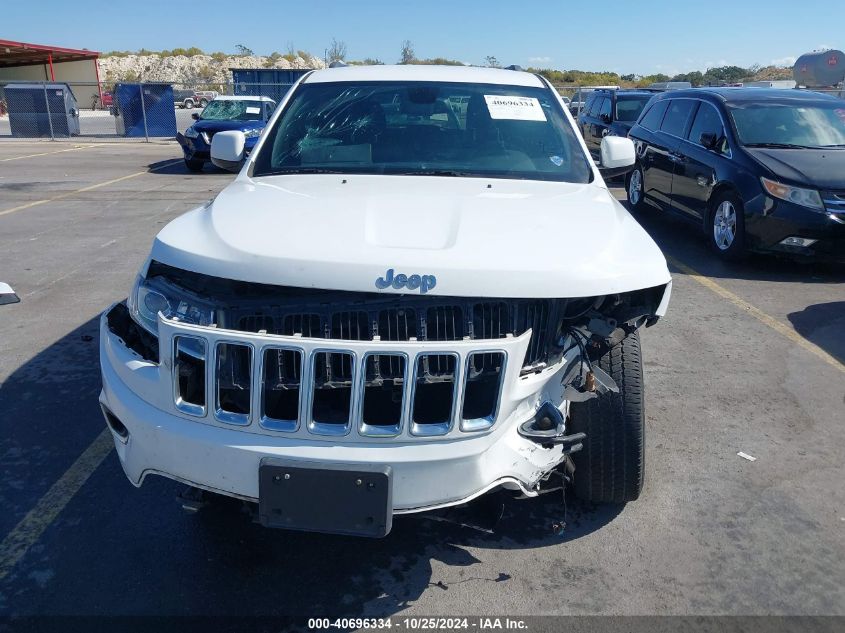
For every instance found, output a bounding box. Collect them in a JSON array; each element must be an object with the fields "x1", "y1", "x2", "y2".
[{"x1": 100, "y1": 65, "x2": 671, "y2": 537}]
